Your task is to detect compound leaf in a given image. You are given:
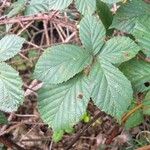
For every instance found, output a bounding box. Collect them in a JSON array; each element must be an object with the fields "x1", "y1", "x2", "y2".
[
  {"x1": 132, "y1": 16, "x2": 150, "y2": 57},
  {"x1": 120, "y1": 58, "x2": 150, "y2": 92},
  {"x1": 100, "y1": 36, "x2": 140, "y2": 64},
  {"x1": 0, "y1": 35, "x2": 25, "y2": 62},
  {"x1": 111, "y1": 0, "x2": 150, "y2": 33},
  {"x1": 34, "y1": 44, "x2": 92, "y2": 84},
  {"x1": 0, "y1": 62, "x2": 24, "y2": 112},
  {"x1": 38, "y1": 74, "x2": 91, "y2": 131},
  {"x1": 75, "y1": 0, "x2": 96, "y2": 15},
  {"x1": 89, "y1": 60, "x2": 132, "y2": 120},
  {"x1": 79, "y1": 15, "x2": 106, "y2": 55}
]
